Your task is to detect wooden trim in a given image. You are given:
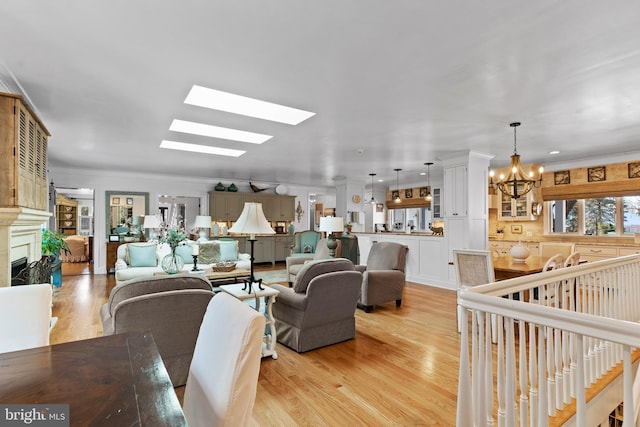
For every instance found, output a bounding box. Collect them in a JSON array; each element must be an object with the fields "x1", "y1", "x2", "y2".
[{"x1": 542, "y1": 180, "x2": 640, "y2": 200}]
